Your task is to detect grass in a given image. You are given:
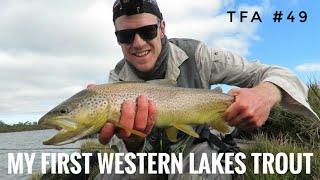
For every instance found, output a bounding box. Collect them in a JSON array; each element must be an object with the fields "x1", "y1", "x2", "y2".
[
  {"x1": 80, "y1": 139, "x2": 114, "y2": 154},
  {"x1": 80, "y1": 140, "x2": 114, "y2": 180},
  {"x1": 239, "y1": 78, "x2": 320, "y2": 179},
  {"x1": 240, "y1": 134, "x2": 320, "y2": 180},
  {"x1": 261, "y1": 105, "x2": 320, "y2": 147},
  {"x1": 308, "y1": 78, "x2": 320, "y2": 115}
]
